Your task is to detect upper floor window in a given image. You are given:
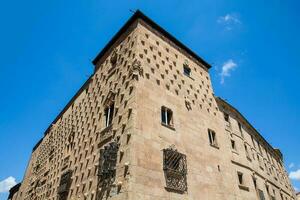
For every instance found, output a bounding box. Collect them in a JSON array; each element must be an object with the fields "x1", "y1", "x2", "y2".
[
  {"x1": 231, "y1": 139, "x2": 236, "y2": 150},
  {"x1": 224, "y1": 113, "x2": 230, "y2": 123},
  {"x1": 104, "y1": 103, "x2": 115, "y2": 127},
  {"x1": 161, "y1": 106, "x2": 174, "y2": 127},
  {"x1": 183, "y1": 64, "x2": 191, "y2": 77},
  {"x1": 237, "y1": 171, "x2": 249, "y2": 191},
  {"x1": 208, "y1": 129, "x2": 218, "y2": 148},
  {"x1": 237, "y1": 172, "x2": 244, "y2": 185},
  {"x1": 244, "y1": 144, "x2": 251, "y2": 160},
  {"x1": 238, "y1": 122, "x2": 243, "y2": 133}
]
